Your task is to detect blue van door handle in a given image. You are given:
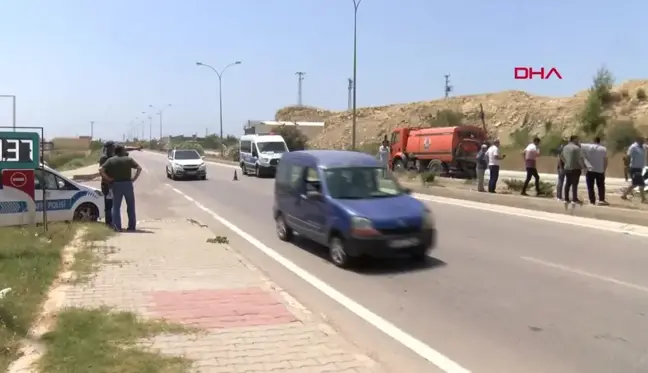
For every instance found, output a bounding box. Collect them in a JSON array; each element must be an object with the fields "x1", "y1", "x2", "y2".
[{"x1": 300, "y1": 194, "x2": 307, "y2": 200}]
